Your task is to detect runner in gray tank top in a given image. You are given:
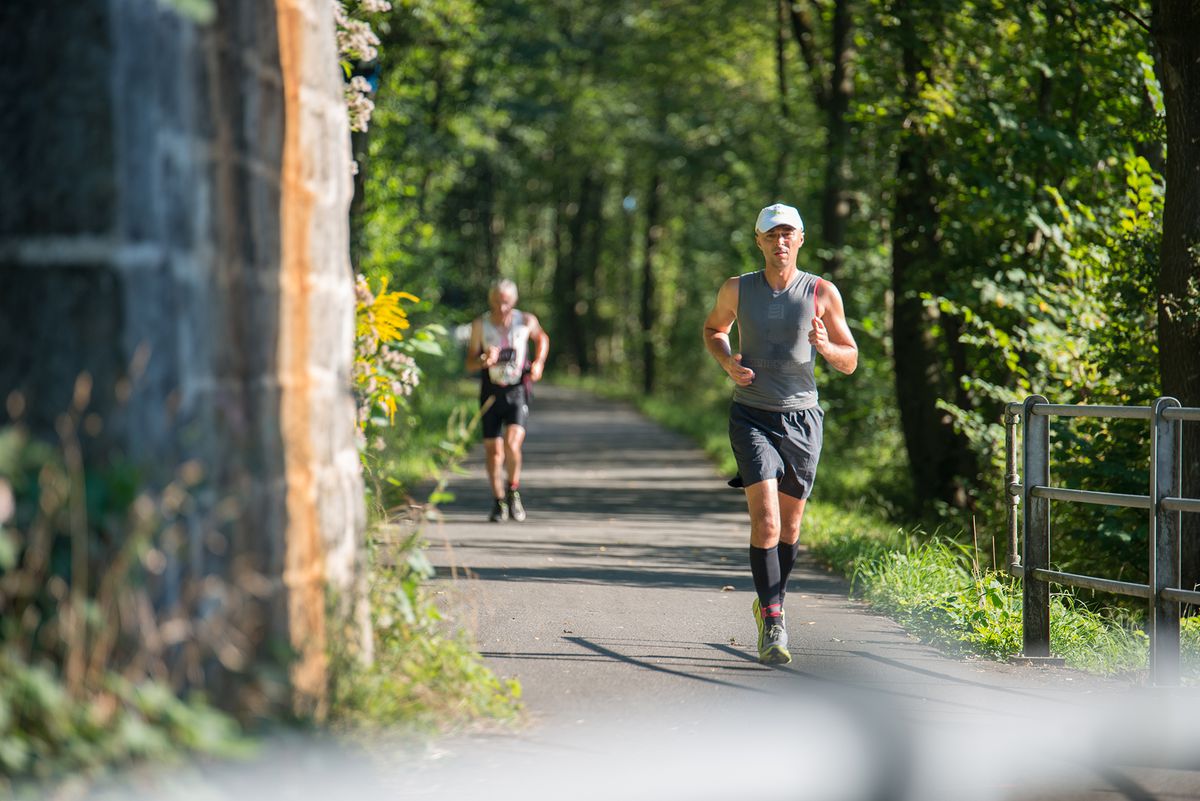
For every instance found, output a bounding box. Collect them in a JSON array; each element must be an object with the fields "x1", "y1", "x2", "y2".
[
  {"x1": 702, "y1": 203, "x2": 858, "y2": 665},
  {"x1": 732, "y1": 269, "x2": 821, "y2": 413}
]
